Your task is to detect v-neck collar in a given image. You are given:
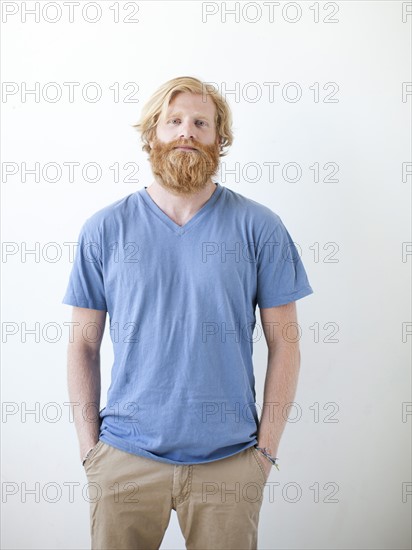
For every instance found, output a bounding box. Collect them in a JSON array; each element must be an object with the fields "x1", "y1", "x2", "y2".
[{"x1": 136, "y1": 182, "x2": 224, "y2": 236}]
